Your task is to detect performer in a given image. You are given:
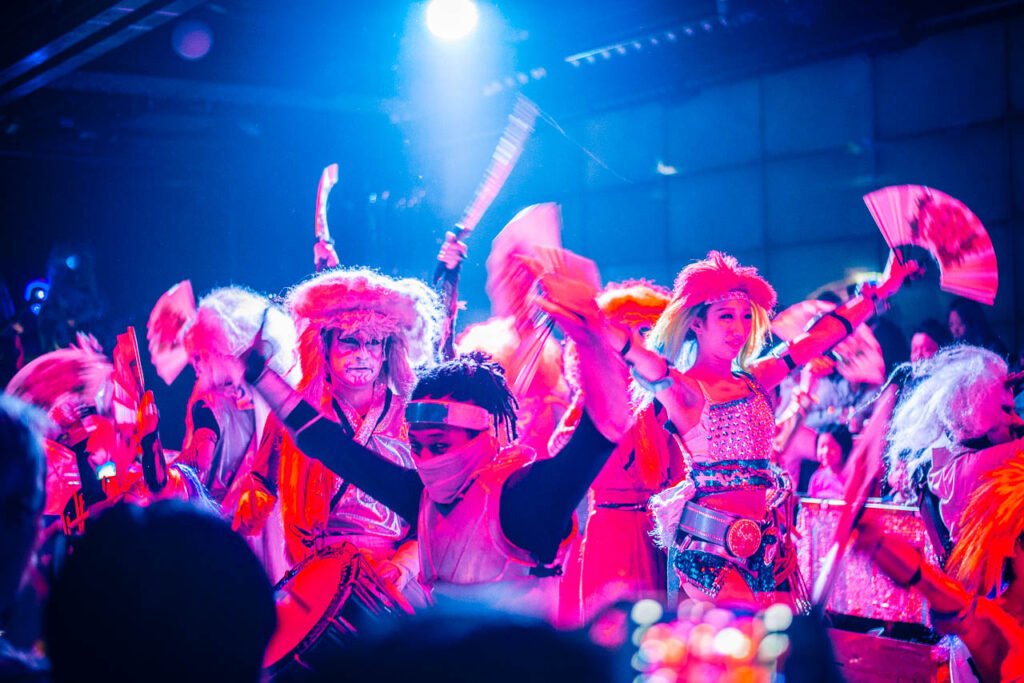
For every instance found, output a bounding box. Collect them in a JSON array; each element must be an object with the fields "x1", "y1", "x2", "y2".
[
  {"x1": 235, "y1": 268, "x2": 441, "y2": 600},
  {"x1": 549, "y1": 280, "x2": 678, "y2": 621},
  {"x1": 243, "y1": 258, "x2": 631, "y2": 619},
  {"x1": 5, "y1": 341, "x2": 204, "y2": 529},
  {"x1": 805, "y1": 423, "x2": 852, "y2": 500},
  {"x1": 620, "y1": 251, "x2": 916, "y2": 606},
  {"x1": 885, "y1": 345, "x2": 1024, "y2": 548},
  {"x1": 177, "y1": 286, "x2": 299, "y2": 580},
  {"x1": 859, "y1": 461, "x2": 1024, "y2": 683}
]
